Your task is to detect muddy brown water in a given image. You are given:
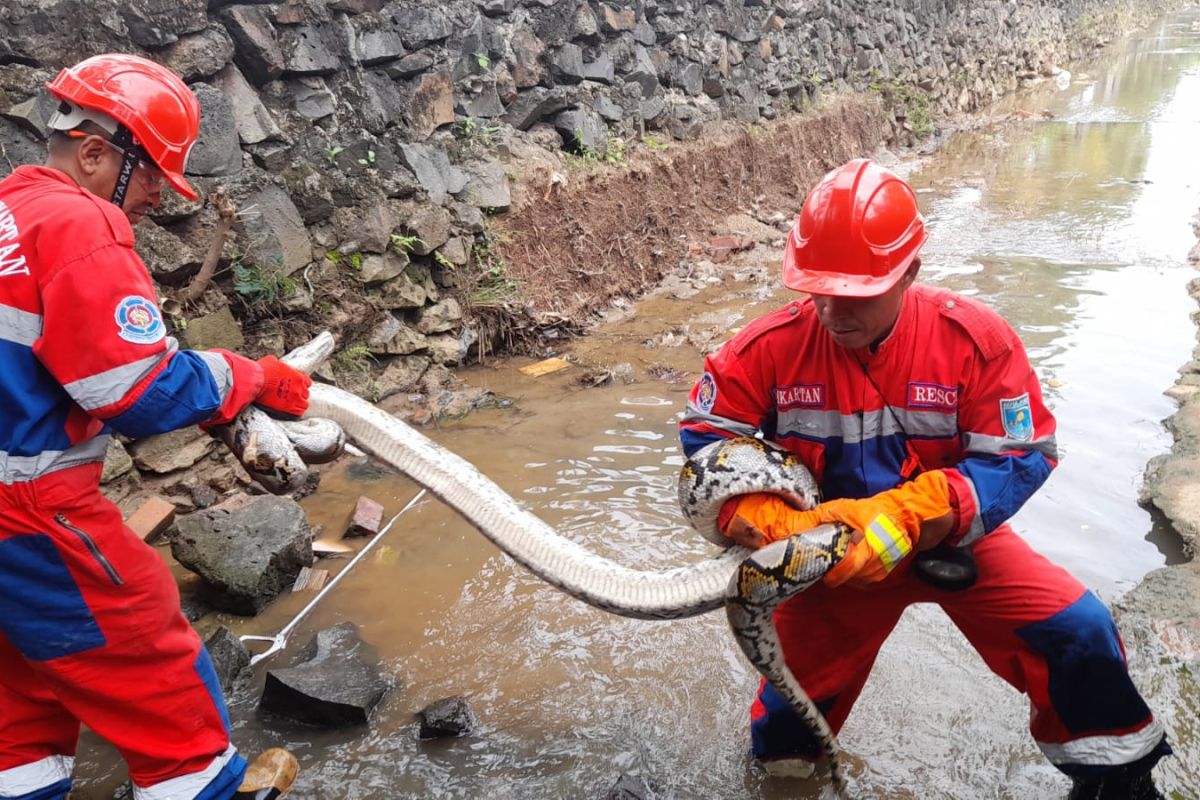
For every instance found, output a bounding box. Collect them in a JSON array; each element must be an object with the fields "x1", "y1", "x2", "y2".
[{"x1": 75, "y1": 10, "x2": 1200, "y2": 800}]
